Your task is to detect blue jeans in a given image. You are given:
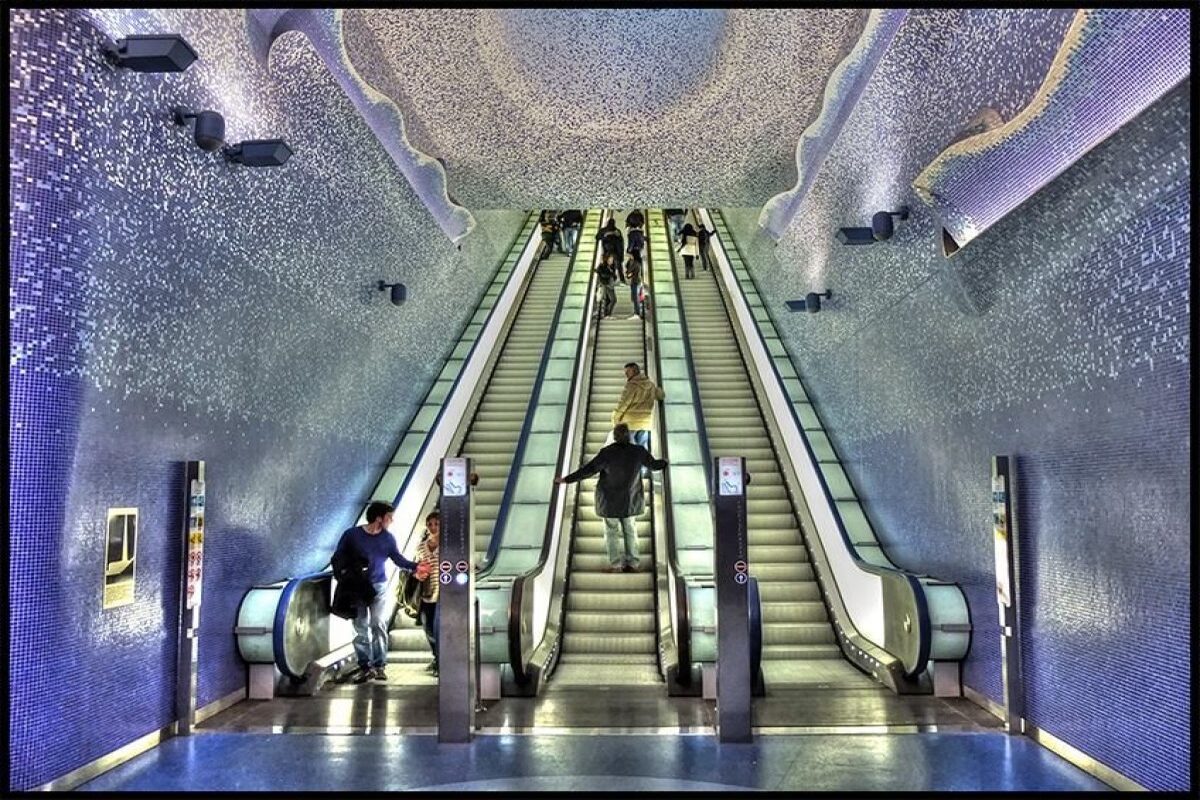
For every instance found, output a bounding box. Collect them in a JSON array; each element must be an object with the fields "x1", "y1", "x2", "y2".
[
  {"x1": 562, "y1": 225, "x2": 579, "y2": 254},
  {"x1": 629, "y1": 282, "x2": 642, "y2": 316},
  {"x1": 419, "y1": 600, "x2": 438, "y2": 665},
  {"x1": 352, "y1": 580, "x2": 390, "y2": 669},
  {"x1": 669, "y1": 214, "x2": 685, "y2": 241}
]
